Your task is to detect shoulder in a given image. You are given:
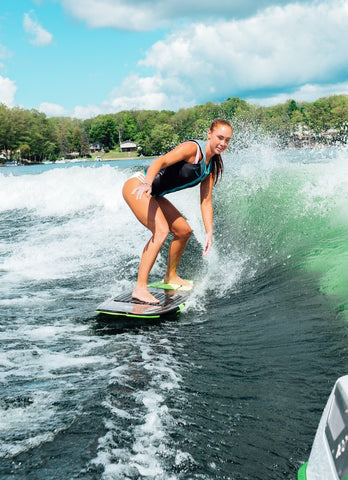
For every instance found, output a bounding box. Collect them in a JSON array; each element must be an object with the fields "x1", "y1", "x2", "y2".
[
  {"x1": 177, "y1": 140, "x2": 199, "y2": 154},
  {"x1": 170, "y1": 141, "x2": 200, "y2": 162},
  {"x1": 156, "y1": 140, "x2": 199, "y2": 168}
]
